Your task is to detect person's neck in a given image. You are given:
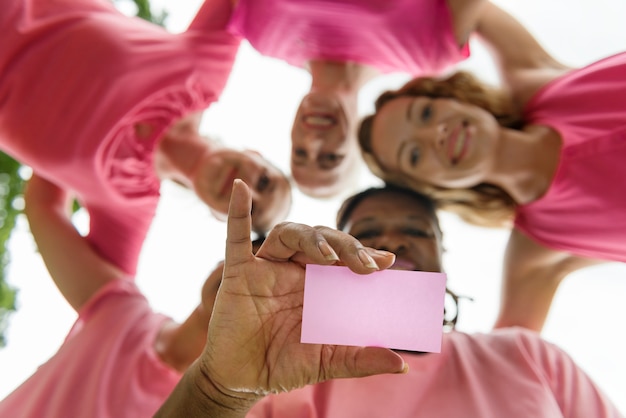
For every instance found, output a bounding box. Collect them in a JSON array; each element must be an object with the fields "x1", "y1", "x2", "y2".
[
  {"x1": 305, "y1": 60, "x2": 378, "y2": 128},
  {"x1": 307, "y1": 59, "x2": 379, "y2": 94},
  {"x1": 488, "y1": 125, "x2": 561, "y2": 205},
  {"x1": 155, "y1": 131, "x2": 219, "y2": 189}
]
